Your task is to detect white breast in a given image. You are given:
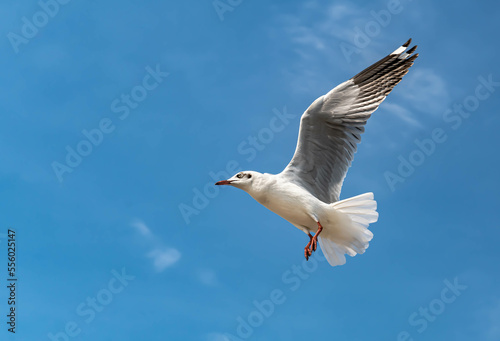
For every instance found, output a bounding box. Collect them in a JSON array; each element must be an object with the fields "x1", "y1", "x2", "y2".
[{"x1": 249, "y1": 177, "x2": 322, "y2": 232}]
